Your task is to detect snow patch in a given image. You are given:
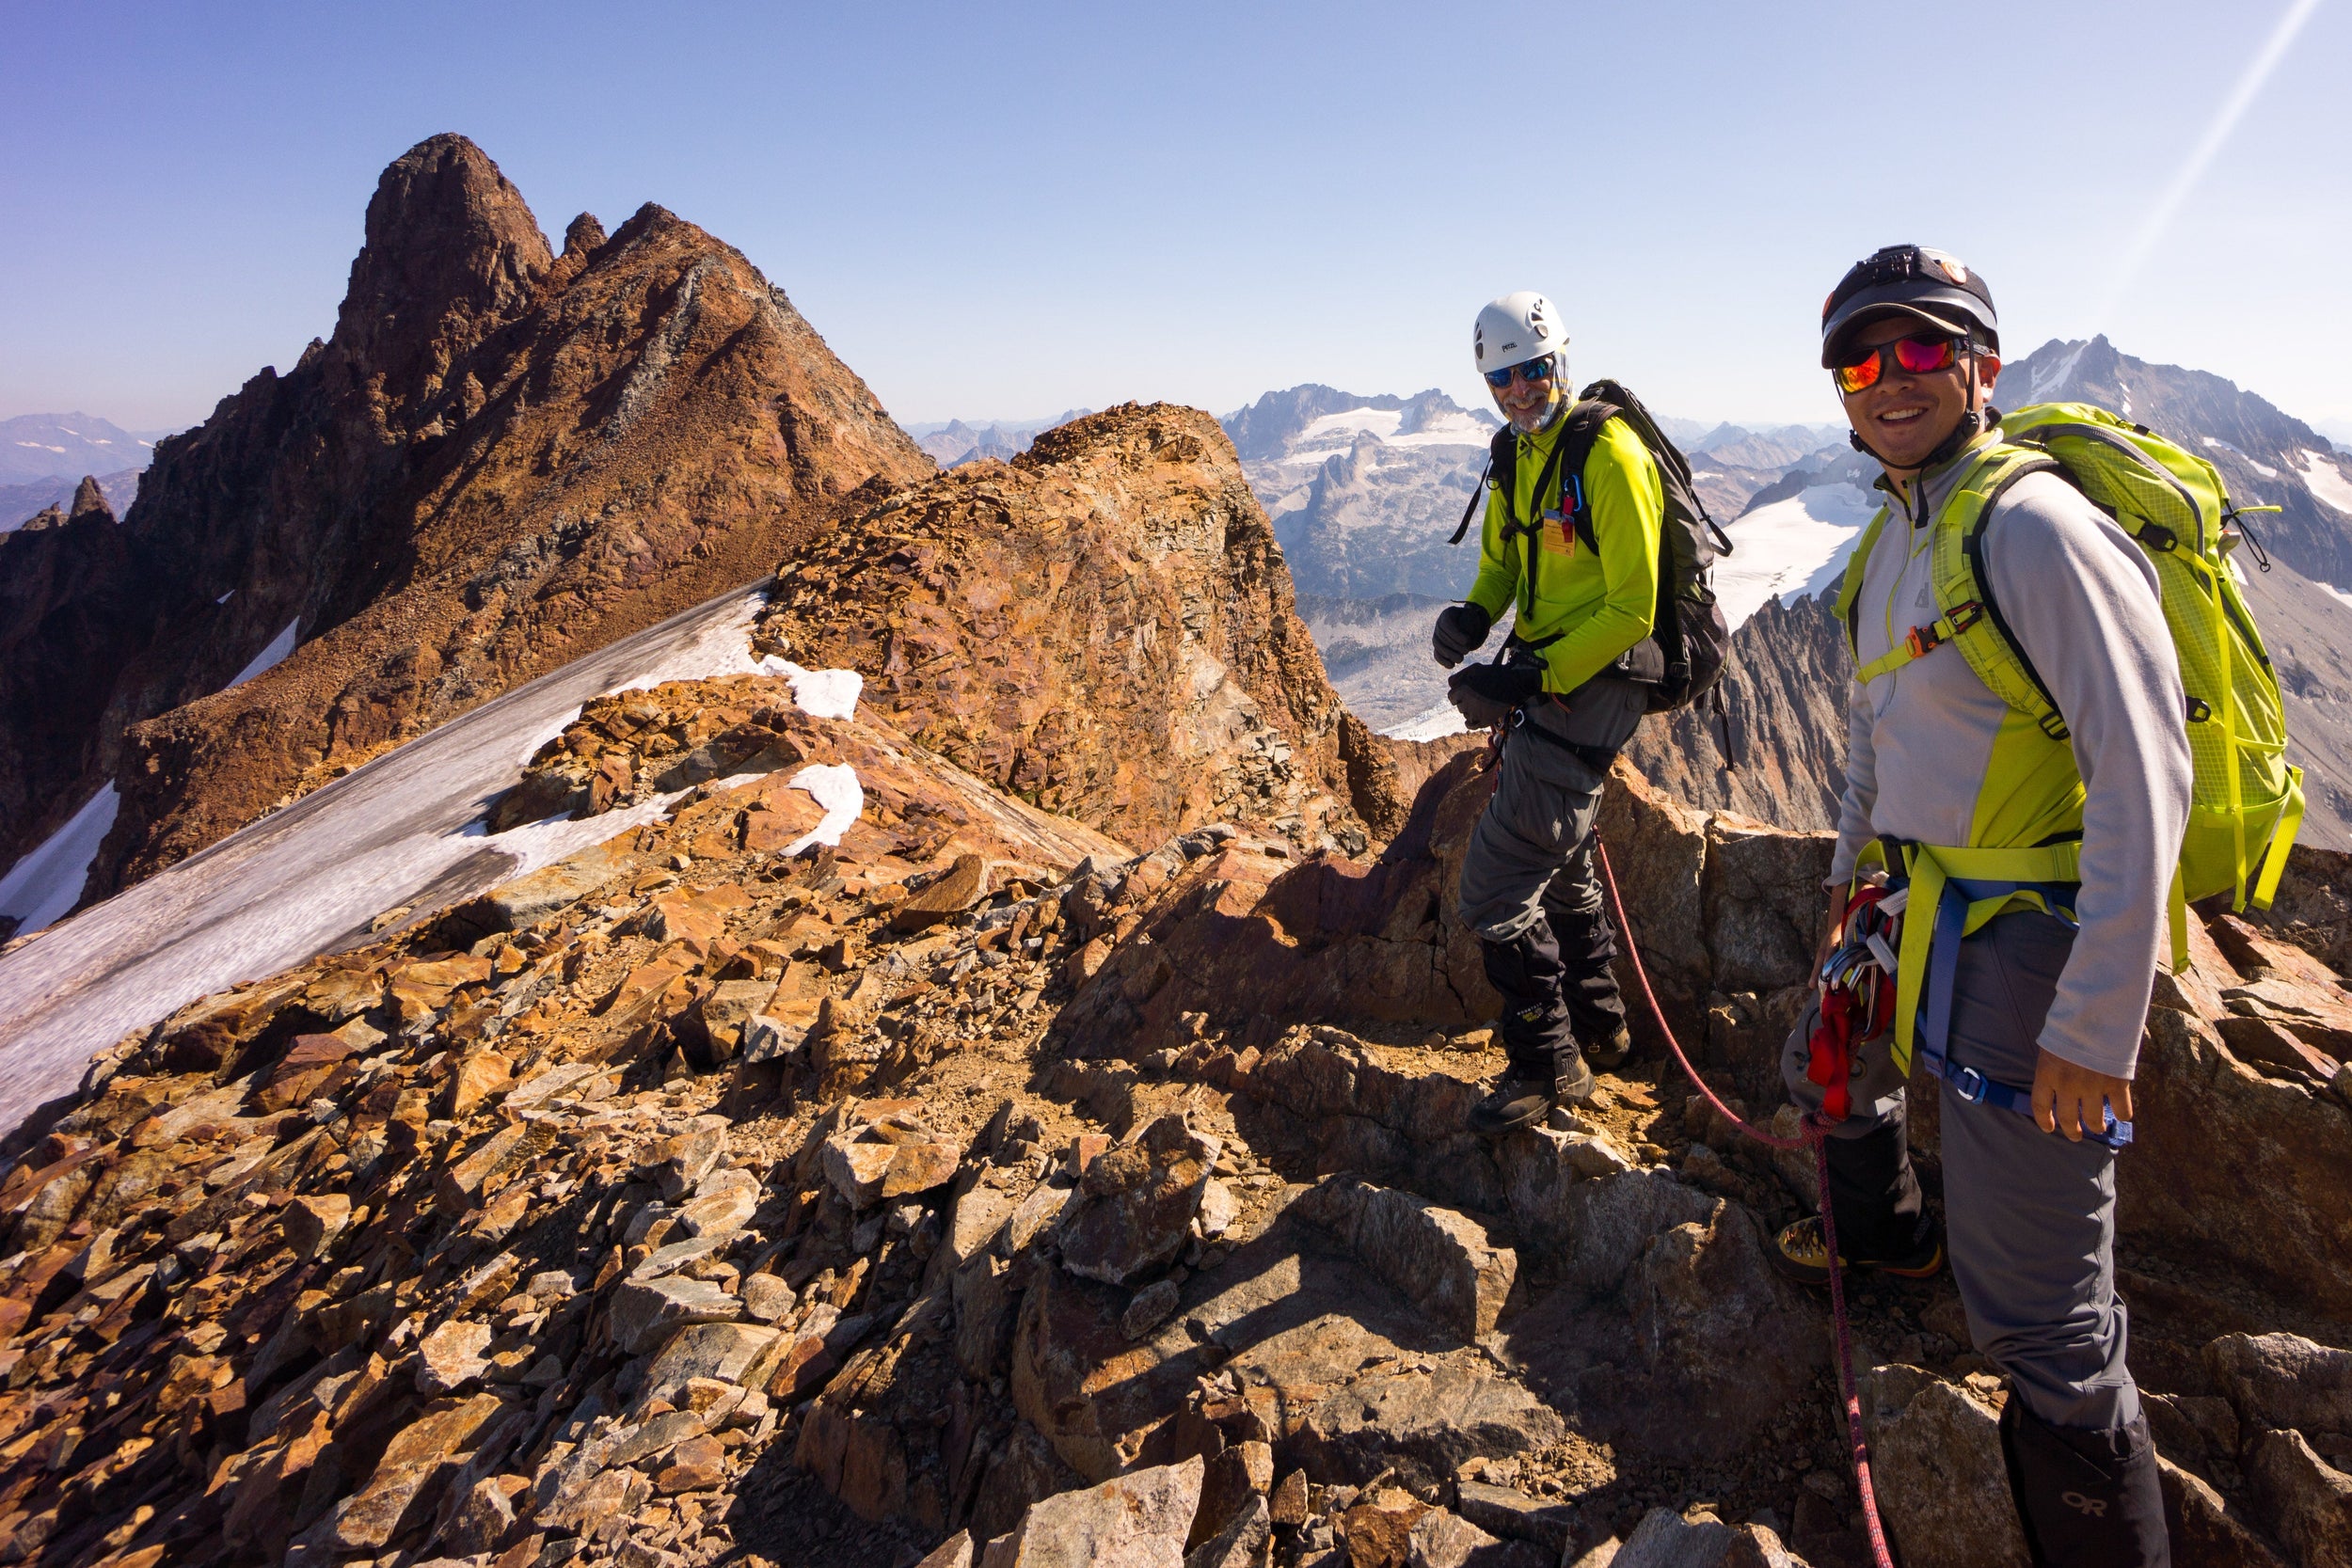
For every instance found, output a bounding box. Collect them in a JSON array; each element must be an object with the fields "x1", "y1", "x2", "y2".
[
  {"x1": 2201, "y1": 436, "x2": 2279, "y2": 478},
  {"x1": 2297, "y1": 450, "x2": 2352, "y2": 515},
  {"x1": 509, "y1": 590, "x2": 775, "y2": 765},
  {"x1": 0, "y1": 785, "x2": 119, "y2": 936},
  {"x1": 2026, "y1": 341, "x2": 2088, "y2": 403},
  {"x1": 466, "y1": 784, "x2": 697, "y2": 876},
  {"x1": 1381, "y1": 700, "x2": 1470, "y2": 743},
  {"x1": 215, "y1": 590, "x2": 234, "y2": 605},
  {"x1": 754, "y1": 657, "x2": 863, "y2": 719},
  {"x1": 1714, "y1": 483, "x2": 1880, "y2": 629},
  {"x1": 228, "y1": 619, "x2": 300, "y2": 688},
  {"x1": 598, "y1": 592, "x2": 772, "y2": 697},
  {"x1": 780, "y1": 764, "x2": 864, "y2": 854},
  {"x1": 1272, "y1": 406, "x2": 1492, "y2": 468}
]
